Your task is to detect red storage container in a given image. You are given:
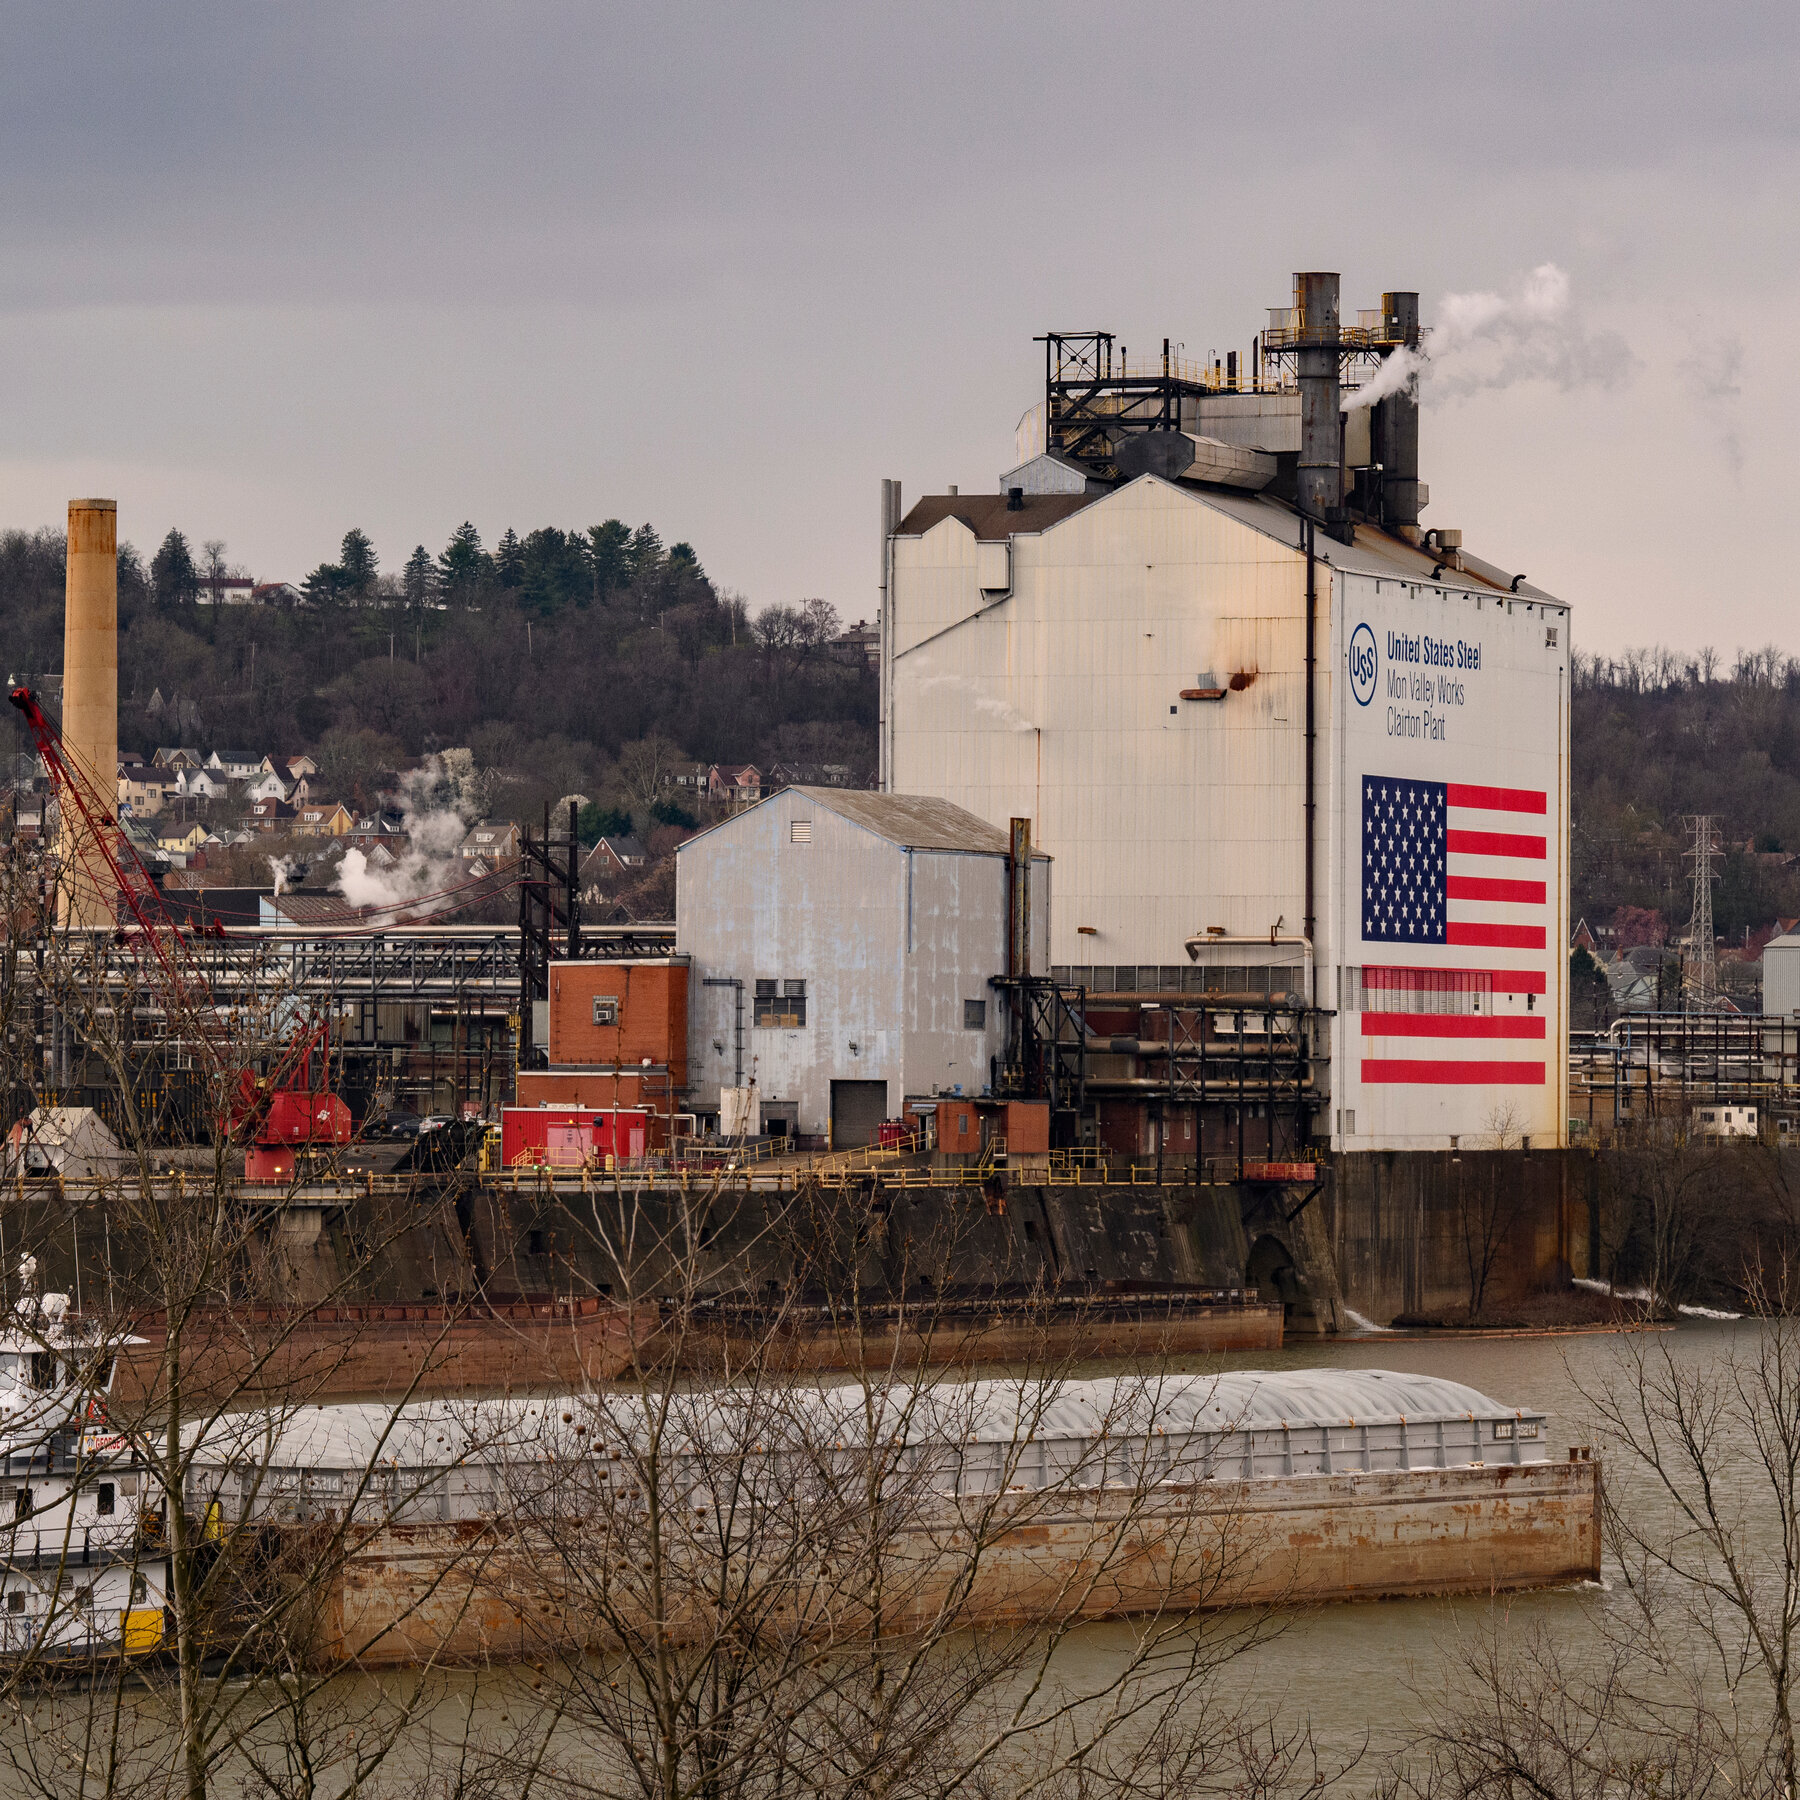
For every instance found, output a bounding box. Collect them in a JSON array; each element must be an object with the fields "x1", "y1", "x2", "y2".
[{"x1": 501, "y1": 1106, "x2": 649, "y2": 1168}]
